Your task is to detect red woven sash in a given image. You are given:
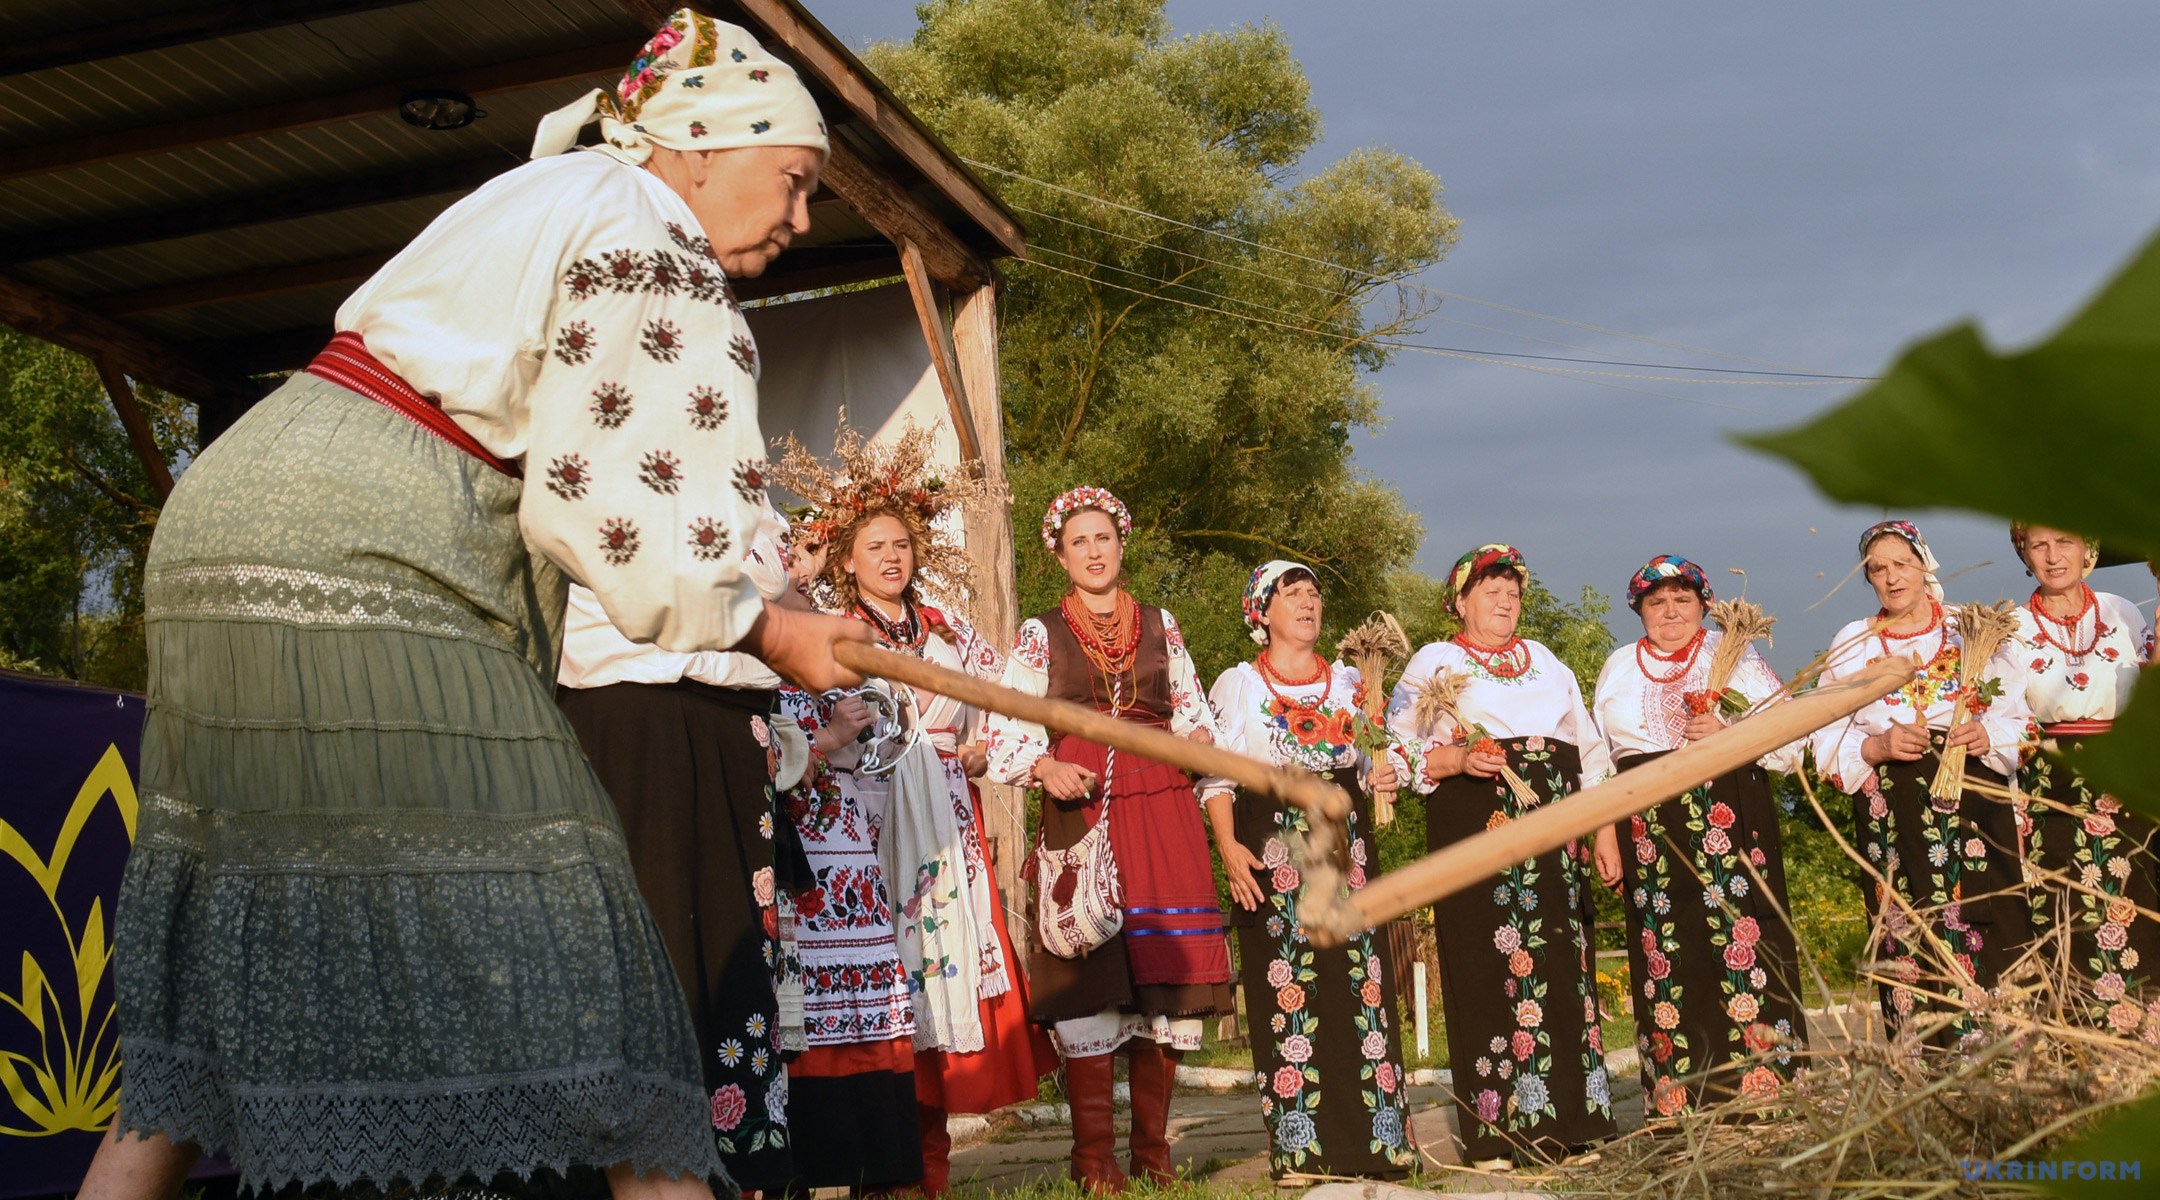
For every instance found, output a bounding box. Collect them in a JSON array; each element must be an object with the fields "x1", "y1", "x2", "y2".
[
  {"x1": 306, "y1": 332, "x2": 520, "y2": 478},
  {"x1": 2042, "y1": 719, "x2": 2113, "y2": 738}
]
